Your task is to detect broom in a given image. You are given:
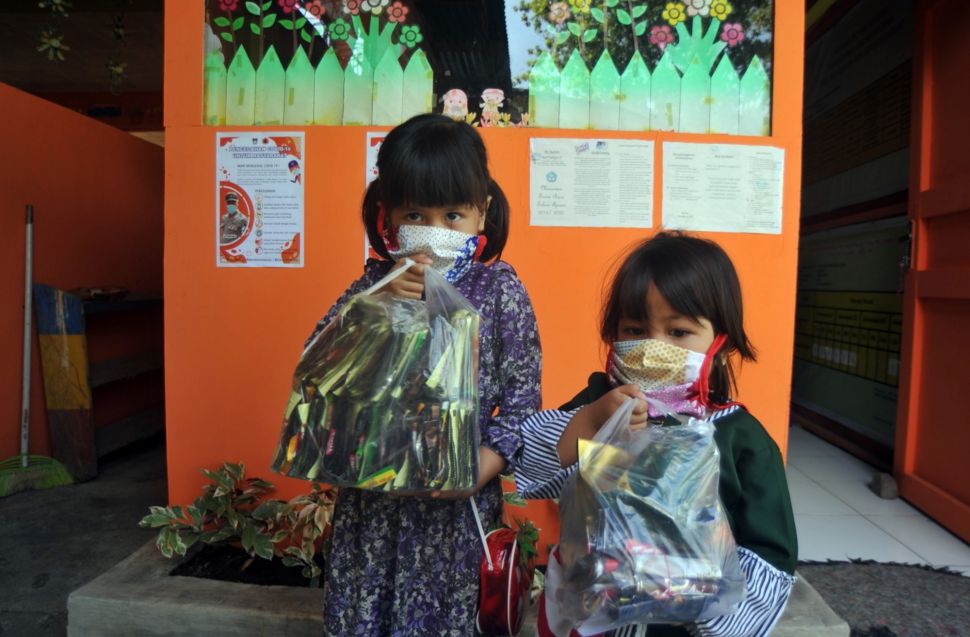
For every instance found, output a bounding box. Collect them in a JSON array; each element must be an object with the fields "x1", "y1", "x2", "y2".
[{"x1": 0, "y1": 205, "x2": 73, "y2": 497}]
